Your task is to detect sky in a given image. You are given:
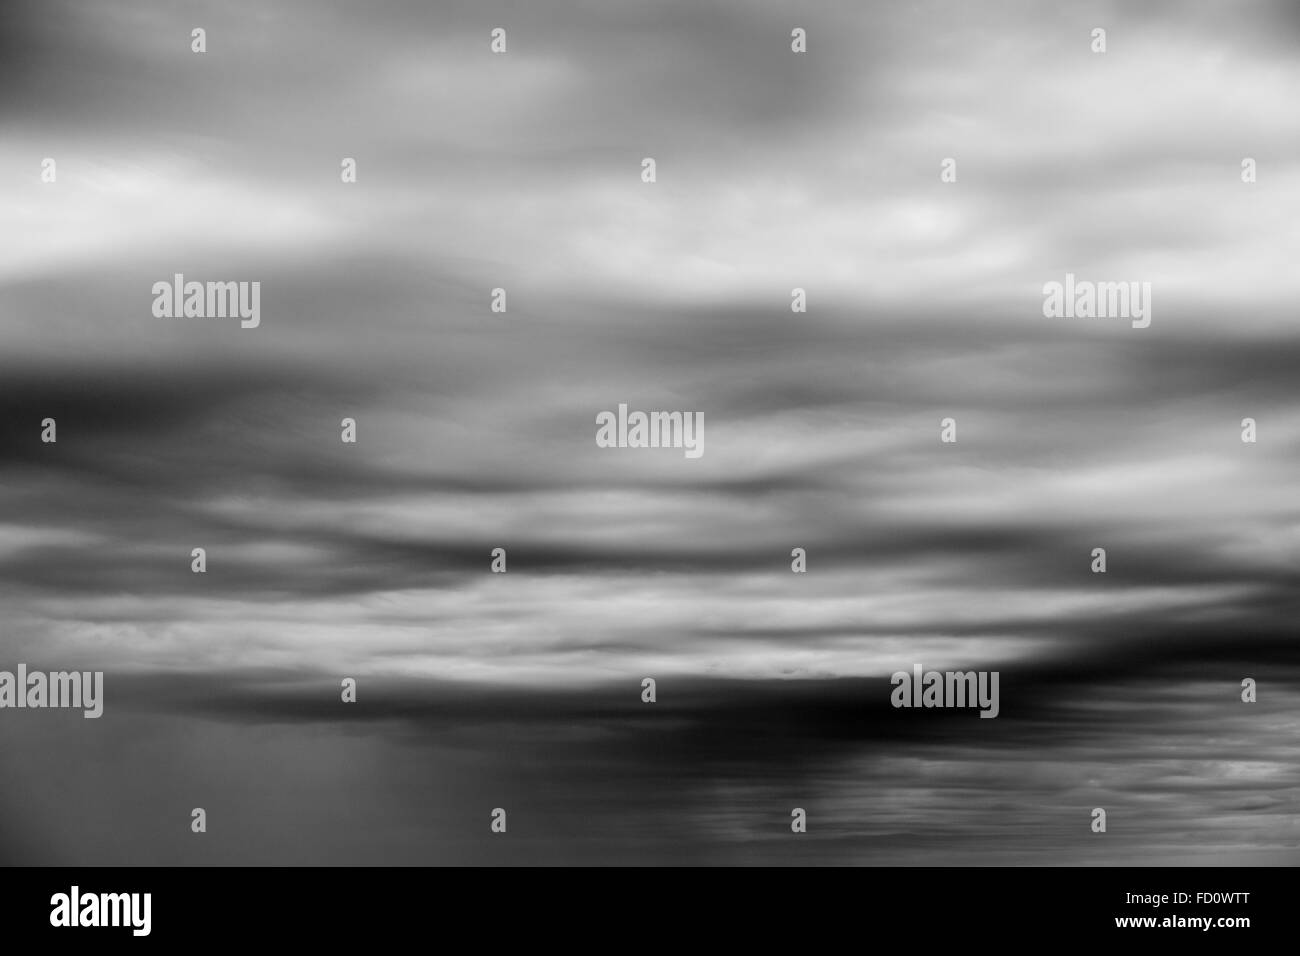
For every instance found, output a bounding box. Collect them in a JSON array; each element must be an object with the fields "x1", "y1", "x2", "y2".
[{"x1": 1, "y1": 0, "x2": 1298, "y2": 865}]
